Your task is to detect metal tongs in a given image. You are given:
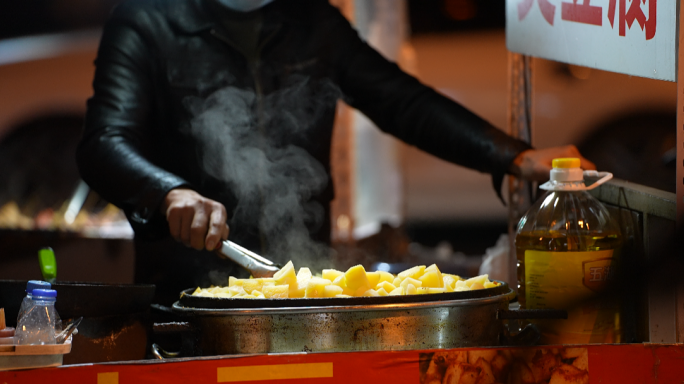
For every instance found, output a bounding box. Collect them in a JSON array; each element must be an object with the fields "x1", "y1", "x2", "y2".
[{"x1": 215, "y1": 240, "x2": 282, "y2": 278}]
